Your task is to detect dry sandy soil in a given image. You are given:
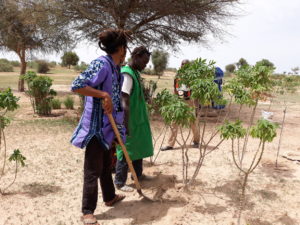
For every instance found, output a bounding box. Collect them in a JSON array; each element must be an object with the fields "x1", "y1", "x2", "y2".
[{"x1": 1, "y1": 83, "x2": 300, "y2": 225}]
